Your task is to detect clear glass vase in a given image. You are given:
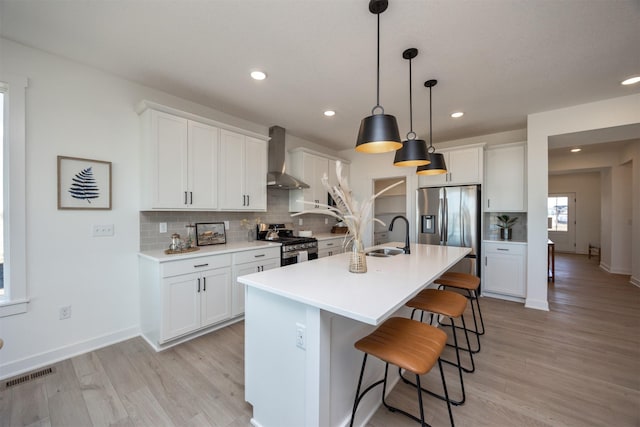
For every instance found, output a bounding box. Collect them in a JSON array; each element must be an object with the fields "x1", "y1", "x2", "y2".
[{"x1": 349, "y1": 239, "x2": 367, "y2": 273}]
